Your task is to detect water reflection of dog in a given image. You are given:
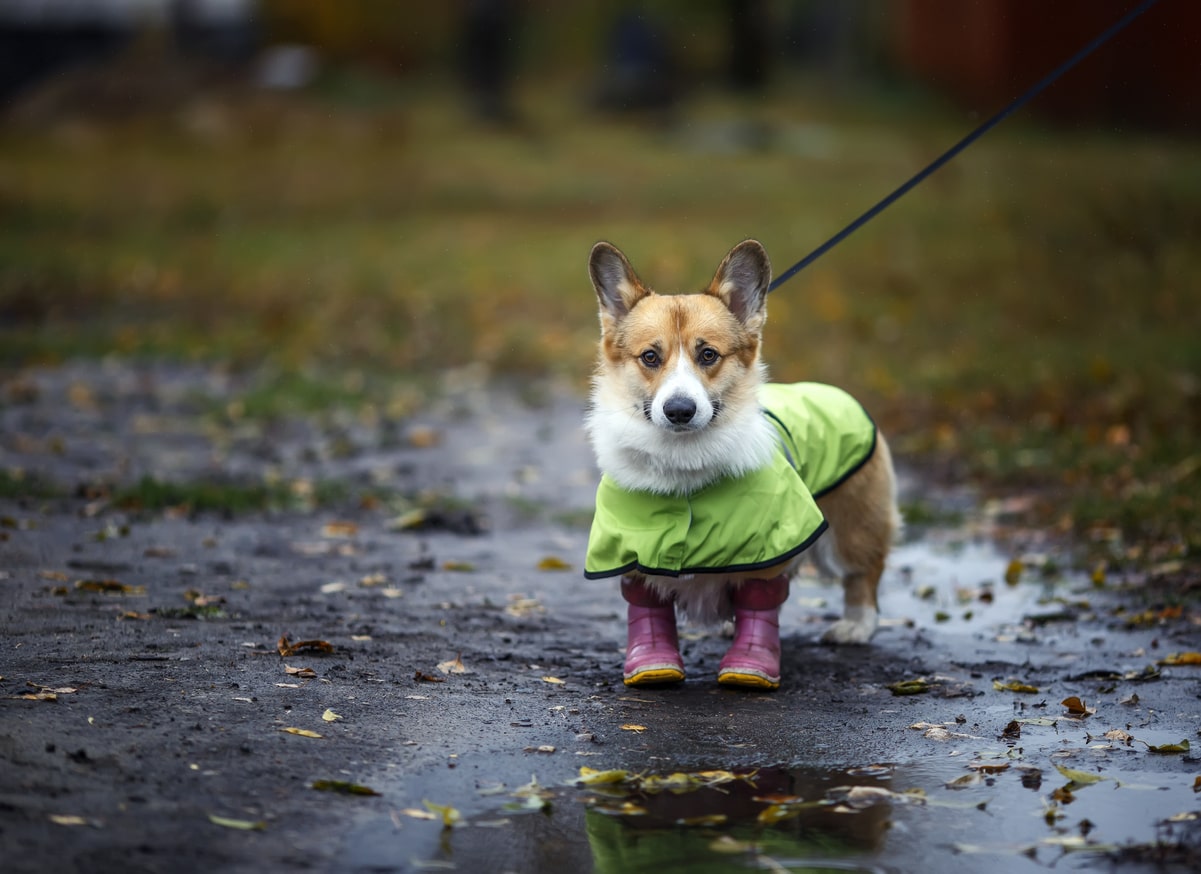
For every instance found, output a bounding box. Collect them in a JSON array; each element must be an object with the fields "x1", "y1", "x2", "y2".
[{"x1": 583, "y1": 767, "x2": 892, "y2": 872}]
